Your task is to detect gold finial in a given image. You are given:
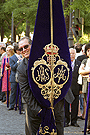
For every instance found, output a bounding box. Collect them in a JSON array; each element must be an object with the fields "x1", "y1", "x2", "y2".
[{"x1": 50, "y1": 0, "x2": 53, "y2": 44}]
